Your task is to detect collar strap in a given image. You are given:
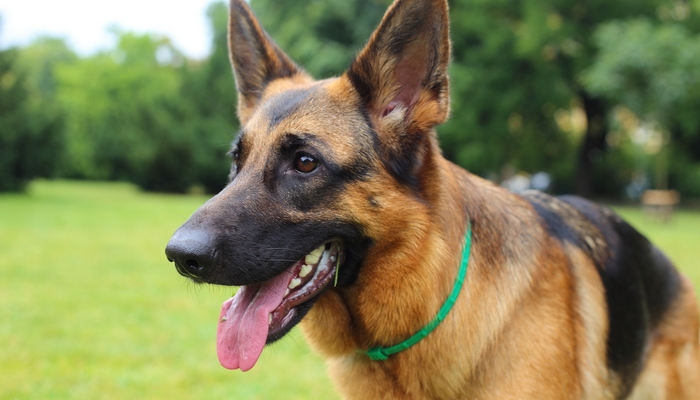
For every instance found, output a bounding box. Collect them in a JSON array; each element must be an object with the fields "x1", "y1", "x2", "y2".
[{"x1": 361, "y1": 222, "x2": 473, "y2": 361}]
